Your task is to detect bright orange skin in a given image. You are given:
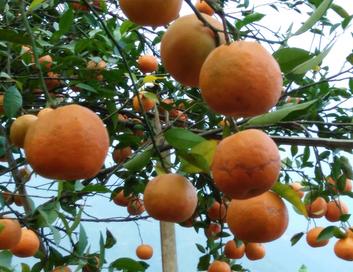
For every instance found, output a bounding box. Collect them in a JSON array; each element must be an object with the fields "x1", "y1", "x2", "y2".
[
  {"x1": 327, "y1": 177, "x2": 352, "y2": 193},
  {"x1": 119, "y1": 0, "x2": 182, "y2": 26},
  {"x1": 212, "y1": 129, "x2": 281, "y2": 199},
  {"x1": 205, "y1": 223, "x2": 221, "y2": 240},
  {"x1": 289, "y1": 182, "x2": 304, "y2": 199},
  {"x1": 161, "y1": 14, "x2": 225, "y2": 87},
  {"x1": 0, "y1": 218, "x2": 22, "y2": 249},
  {"x1": 9, "y1": 114, "x2": 38, "y2": 148},
  {"x1": 112, "y1": 190, "x2": 131, "y2": 207},
  {"x1": 334, "y1": 237, "x2": 353, "y2": 261},
  {"x1": 52, "y1": 267, "x2": 71, "y2": 272},
  {"x1": 195, "y1": 0, "x2": 214, "y2": 16},
  {"x1": 306, "y1": 227, "x2": 329, "y2": 247},
  {"x1": 325, "y1": 200, "x2": 349, "y2": 222},
  {"x1": 127, "y1": 198, "x2": 145, "y2": 215},
  {"x1": 144, "y1": 174, "x2": 198, "y2": 223},
  {"x1": 132, "y1": 92, "x2": 156, "y2": 112},
  {"x1": 10, "y1": 228, "x2": 40, "y2": 257},
  {"x1": 24, "y1": 104, "x2": 109, "y2": 180},
  {"x1": 224, "y1": 240, "x2": 245, "y2": 259},
  {"x1": 306, "y1": 197, "x2": 327, "y2": 218},
  {"x1": 208, "y1": 260, "x2": 231, "y2": 272},
  {"x1": 245, "y1": 243, "x2": 265, "y2": 261},
  {"x1": 200, "y1": 41, "x2": 282, "y2": 117},
  {"x1": 112, "y1": 146, "x2": 132, "y2": 164},
  {"x1": 37, "y1": 108, "x2": 54, "y2": 118},
  {"x1": 136, "y1": 244, "x2": 153, "y2": 260},
  {"x1": 207, "y1": 201, "x2": 226, "y2": 221},
  {"x1": 226, "y1": 192, "x2": 288, "y2": 243},
  {"x1": 138, "y1": 55, "x2": 158, "y2": 73},
  {"x1": 38, "y1": 55, "x2": 53, "y2": 70}
]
